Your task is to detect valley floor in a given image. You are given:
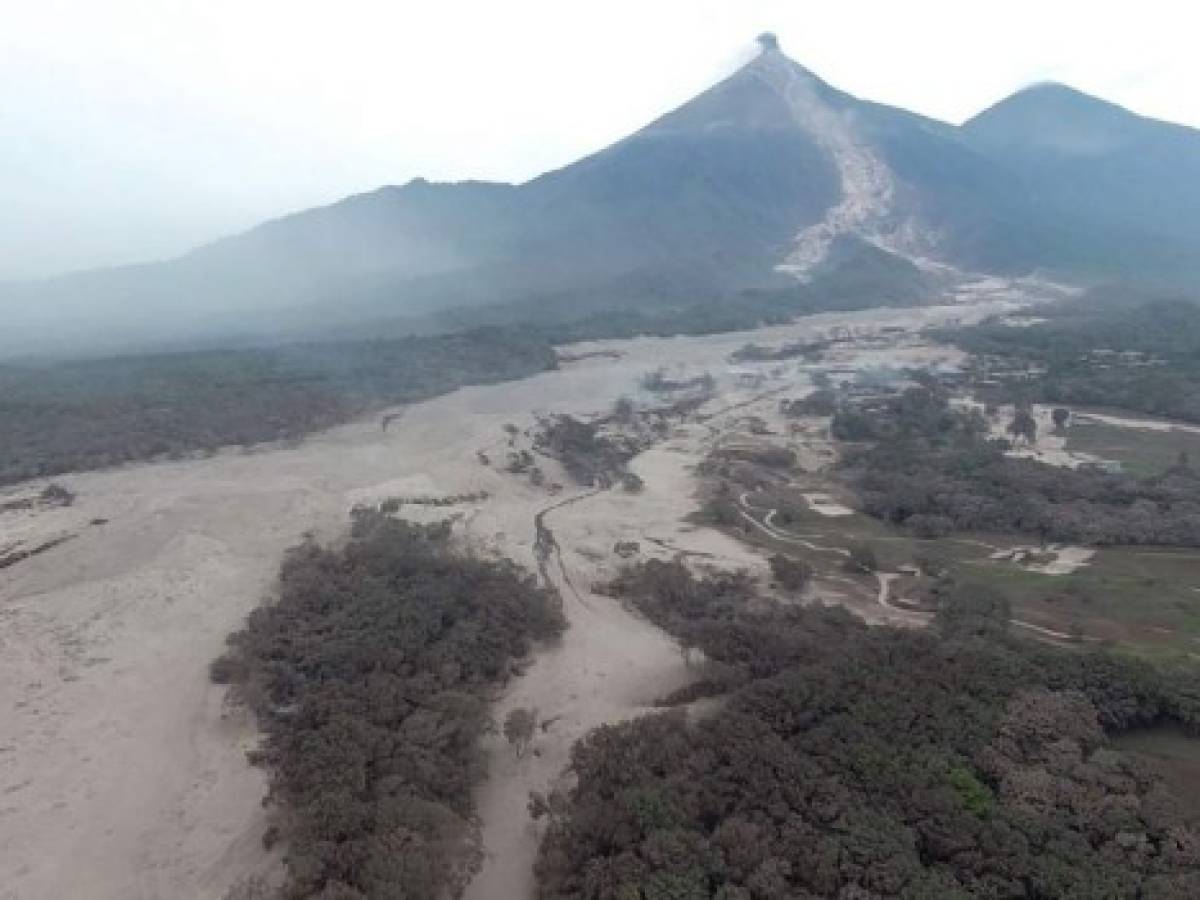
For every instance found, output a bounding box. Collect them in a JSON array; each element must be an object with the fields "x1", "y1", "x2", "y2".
[{"x1": 0, "y1": 281, "x2": 1051, "y2": 899}]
